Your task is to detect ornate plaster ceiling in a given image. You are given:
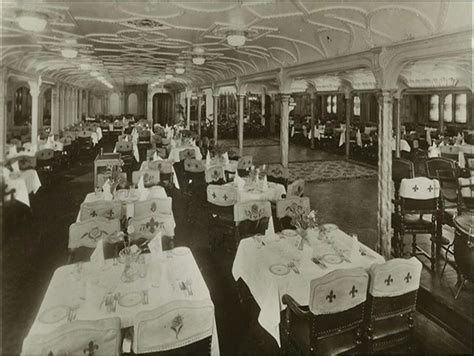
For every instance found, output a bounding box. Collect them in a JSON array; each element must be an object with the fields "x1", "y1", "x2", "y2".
[{"x1": 1, "y1": 0, "x2": 471, "y2": 90}]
